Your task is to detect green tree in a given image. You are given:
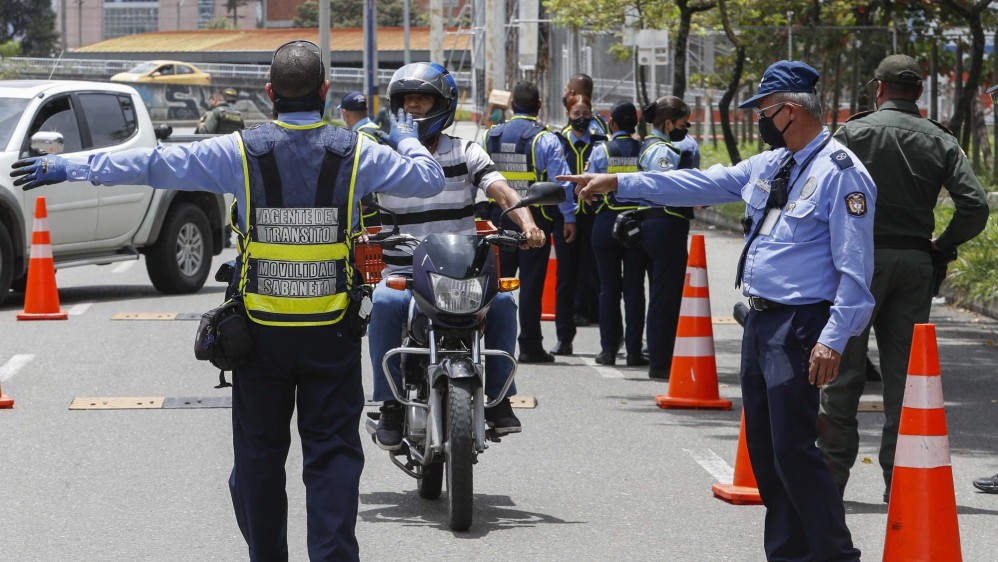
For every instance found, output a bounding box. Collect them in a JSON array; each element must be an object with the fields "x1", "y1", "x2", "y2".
[
  {"x1": 294, "y1": 0, "x2": 422, "y2": 28},
  {"x1": 0, "y1": 0, "x2": 58, "y2": 57},
  {"x1": 0, "y1": 40, "x2": 23, "y2": 78}
]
